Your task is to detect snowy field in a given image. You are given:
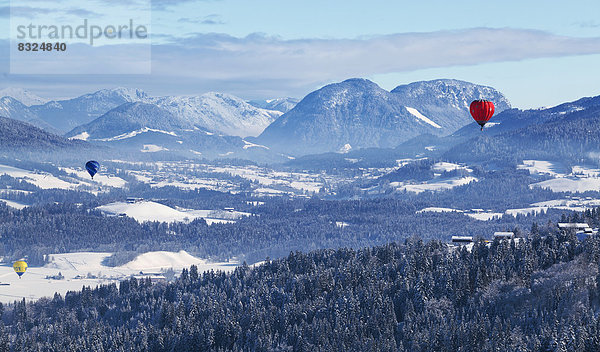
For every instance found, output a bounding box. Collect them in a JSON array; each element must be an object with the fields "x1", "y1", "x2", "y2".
[
  {"x1": 0, "y1": 164, "x2": 81, "y2": 190},
  {"x1": 465, "y1": 212, "x2": 504, "y2": 221},
  {"x1": 388, "y1": 161, "x2": 476, "y2": 194},
  {"x1": 418, "y1": 207, "x2": 503, "y2": 221},
  {"x1": 431, "y1": 162, "x2": 472, "y2": 173},
  {"x1": 3, "y1": 158, "x2": 598, "y2": 202},
  {"x1": 110, "y1": 160, "x2": 357, "y2": 196},
  {"x1": 392, "y1": 176, "x2": 477, "y2": 194},
  {"x1": 0, "y1": 160, "x2": 336, "y2": 198},
  {"x1": 0, "y1": 158, "x2": 419, "y2": 199},
  {"x1": 530, "y1": 178, "x2": 600, "y2": 193},
  {"x1": 417, "y1": 207, "x2": 462, "y2": 213},
  {"x1": 97, "y1": 200, "x2": 250, "y2": 224},
  {"x1": 517, "y1": 160, "x2": 600, "y2": 193},
  {"x1": 0, "y1": 164, "x2": 127, "y2": 193},
  {"x1": 0, "y1": 251, "x2": 239, "y2": 304},
  {"x1": 418, "y1": 196, "x2": 600, "y2": 220},
  {"x1": 518, "y1": 160, "x2": 564, "y2": 176},
  {"x1": 0, "y1": 199, "x2": 27, "y2": 209},
  {"x1": 60, "y1": 167, "x2": 127, "y2": 188}
]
